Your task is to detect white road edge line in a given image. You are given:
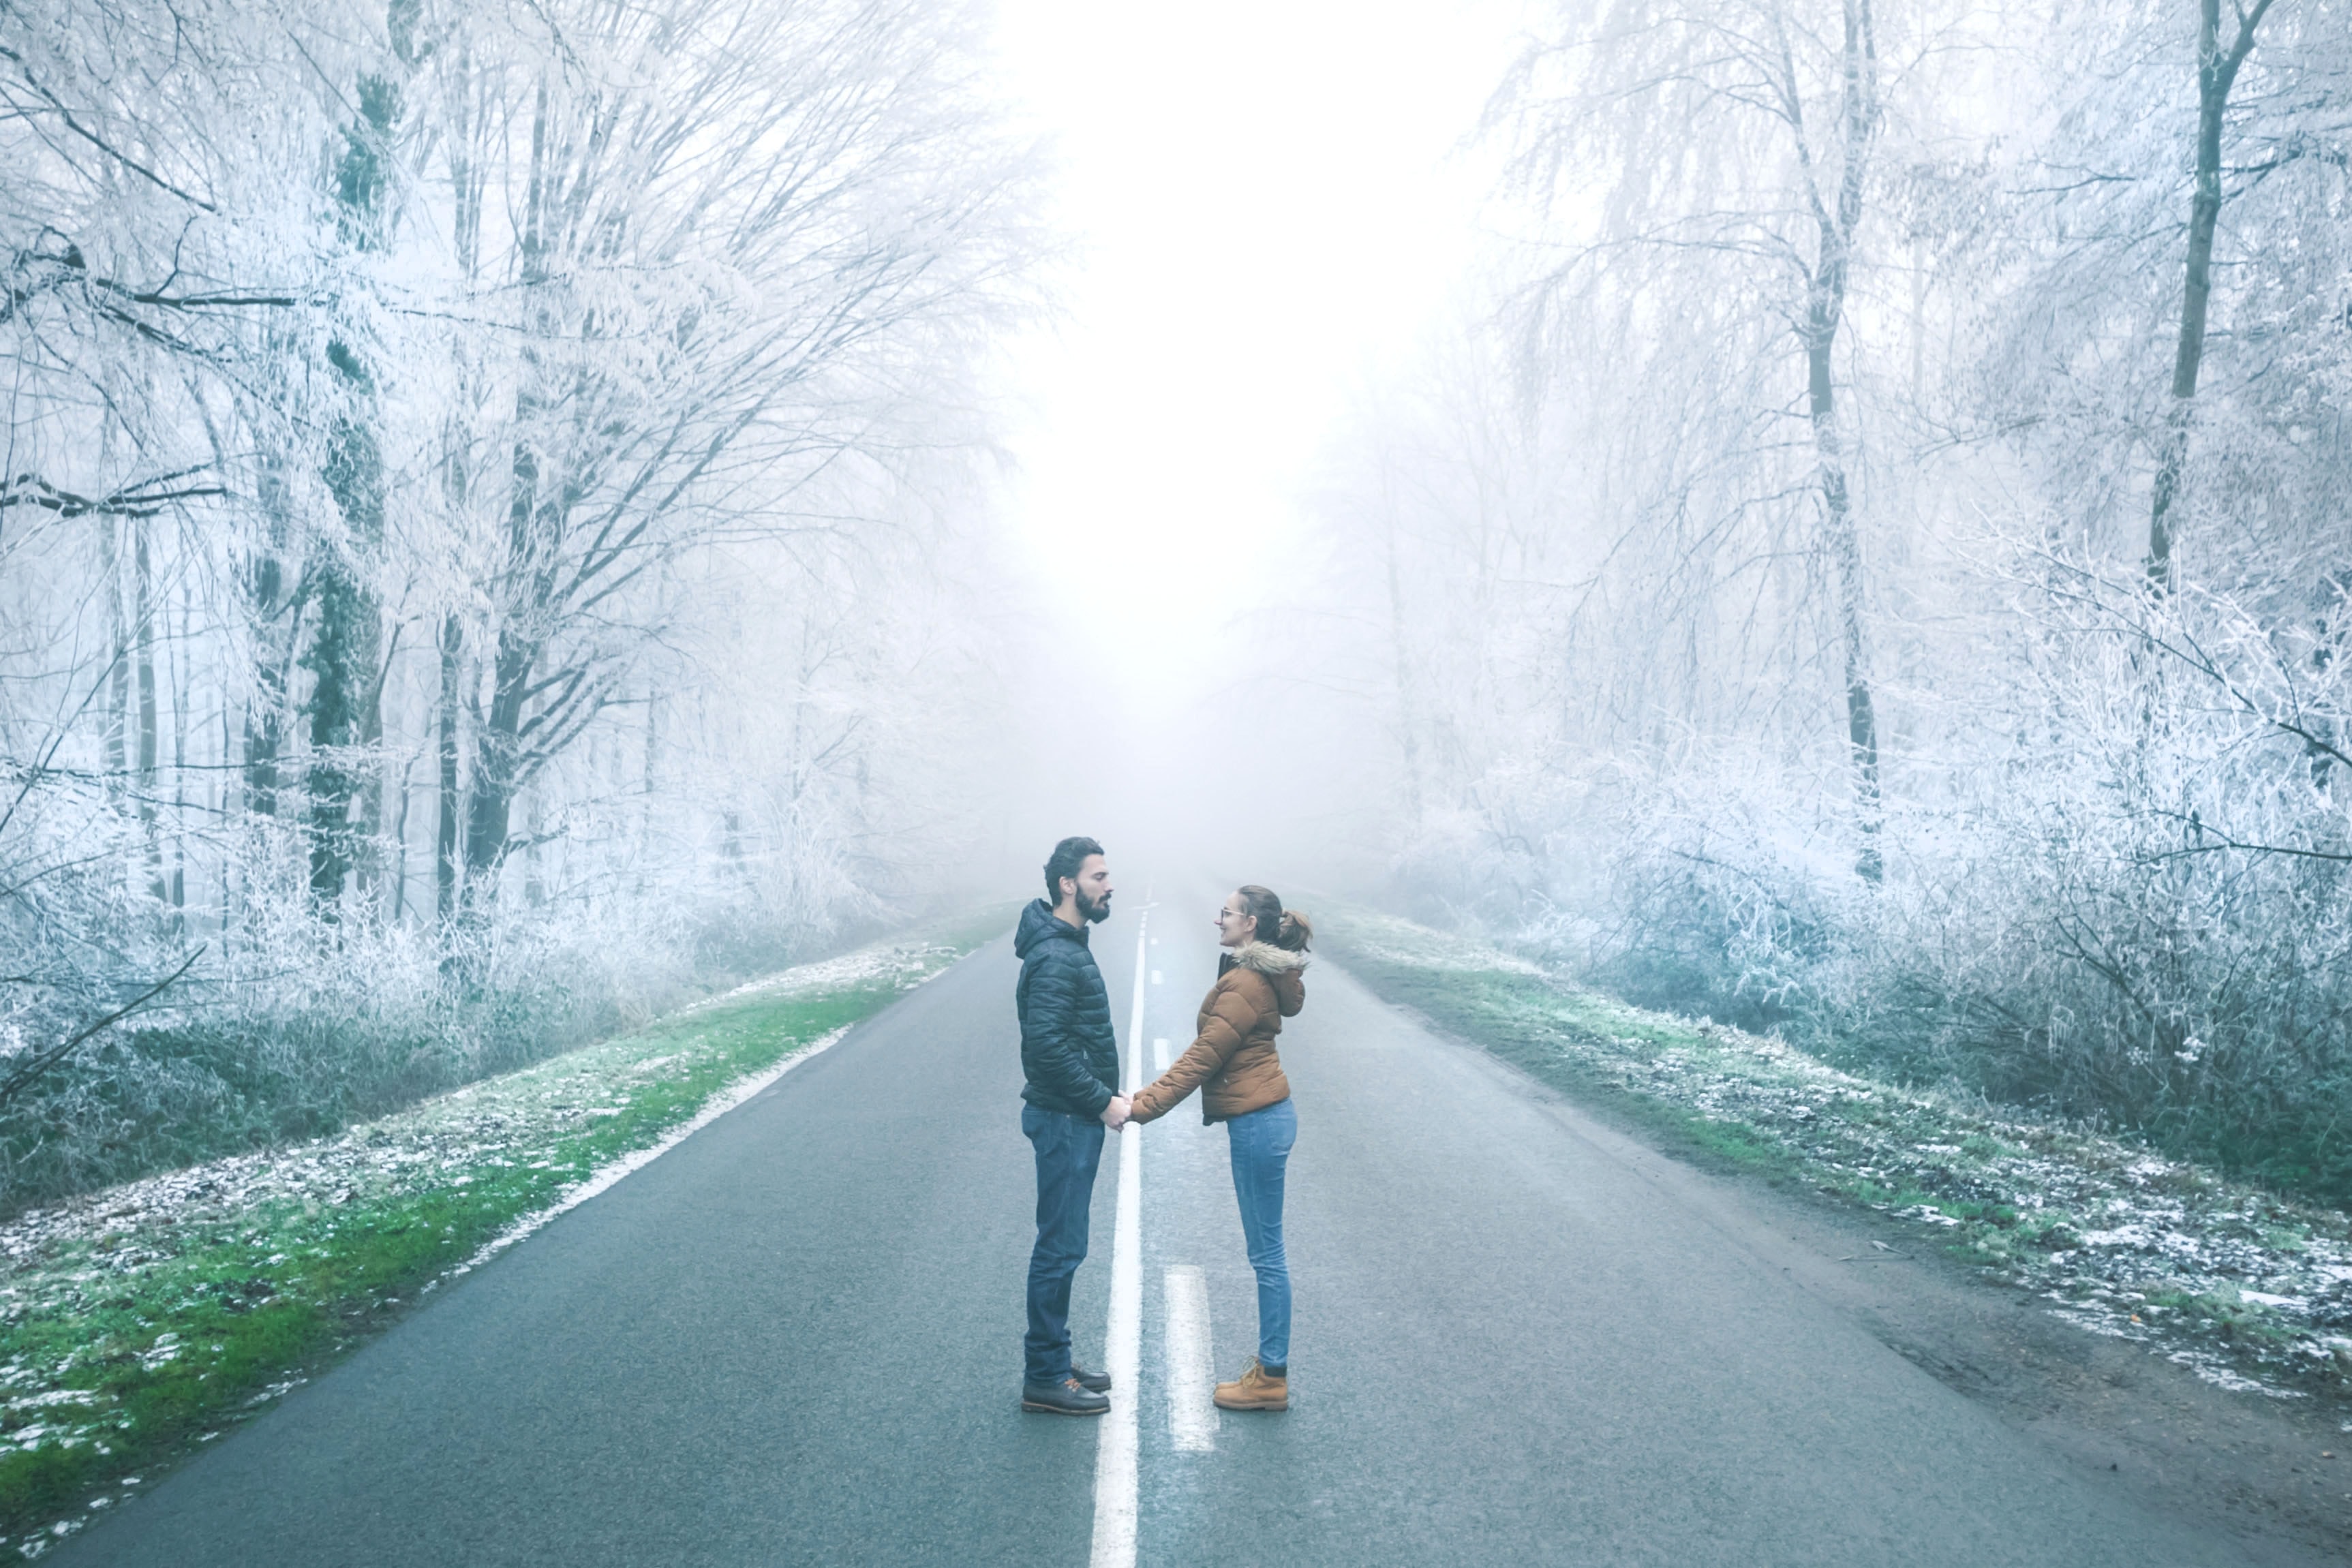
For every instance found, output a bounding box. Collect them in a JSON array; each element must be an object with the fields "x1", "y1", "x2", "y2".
[
  {"x1": 1090, "y1": 909, "x2": 1148, "y2": 1568},
  {"x1": 1164, "y1": 1265, "x2": 1217, "y2": 1451},
  {"x1": 437, "y1": 1024, "x2": 855, "y2": 1286}
]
